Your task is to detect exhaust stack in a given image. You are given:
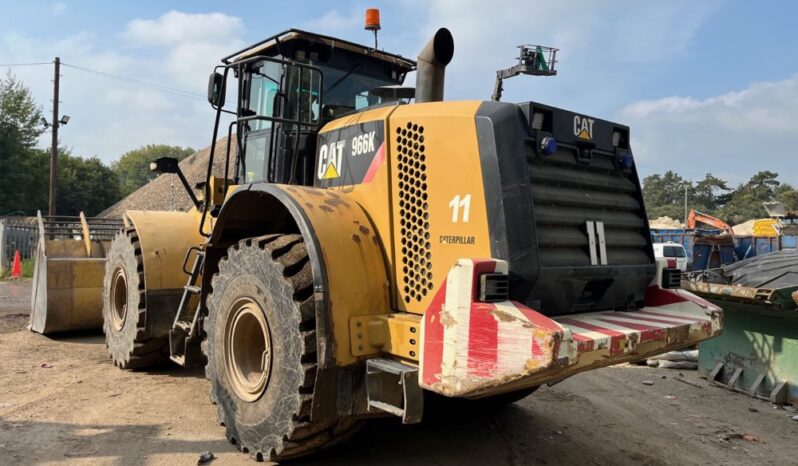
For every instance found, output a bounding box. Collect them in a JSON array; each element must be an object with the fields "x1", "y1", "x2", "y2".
[{"x1": 415, "y1": 28, "x2": 454, "y2": 103}]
